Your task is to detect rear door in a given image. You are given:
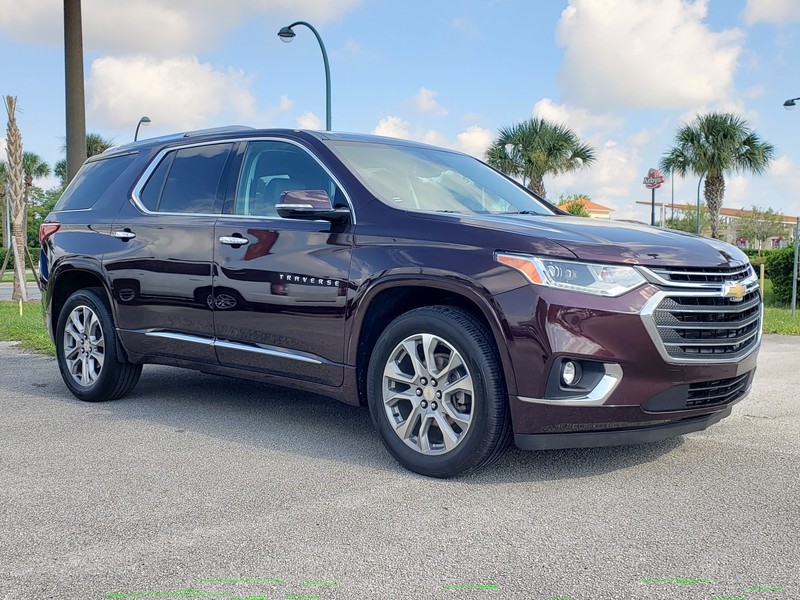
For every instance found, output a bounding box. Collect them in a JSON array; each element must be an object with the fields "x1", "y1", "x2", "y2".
[
  {"x1": 106, "y1": 142, "x2": 235, "y2": 362},
  {"x1": 212, "y1": 139, "x2": 353, "y2": 386}
]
